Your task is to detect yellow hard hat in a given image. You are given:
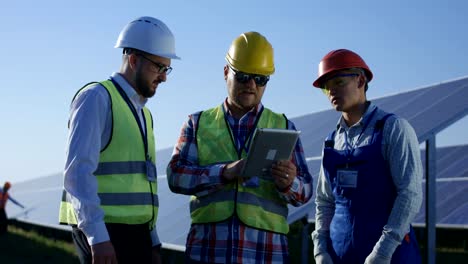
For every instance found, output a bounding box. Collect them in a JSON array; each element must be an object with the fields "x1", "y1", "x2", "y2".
[{"x1": 225, "y1": 31, "x2": 275, "y2": 76}]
